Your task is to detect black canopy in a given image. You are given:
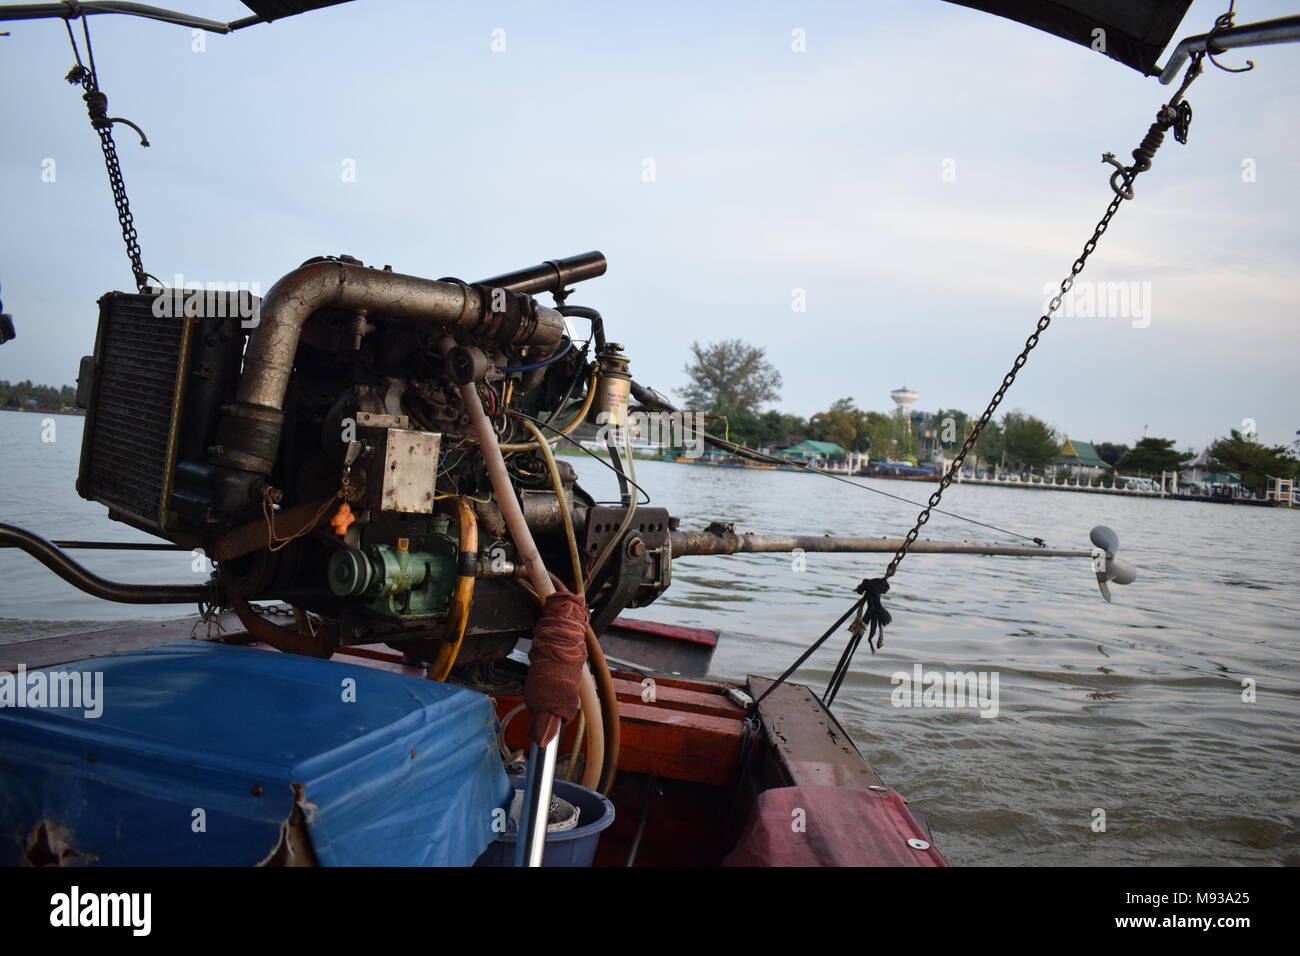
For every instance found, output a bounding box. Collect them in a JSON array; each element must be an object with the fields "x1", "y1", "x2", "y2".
[
  {"x1": 240, "y1": 0, "x2": 352, "y2": 22},
  {"x1": 944, "y1": 0, "x2": 1194, "y2": 75}
]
